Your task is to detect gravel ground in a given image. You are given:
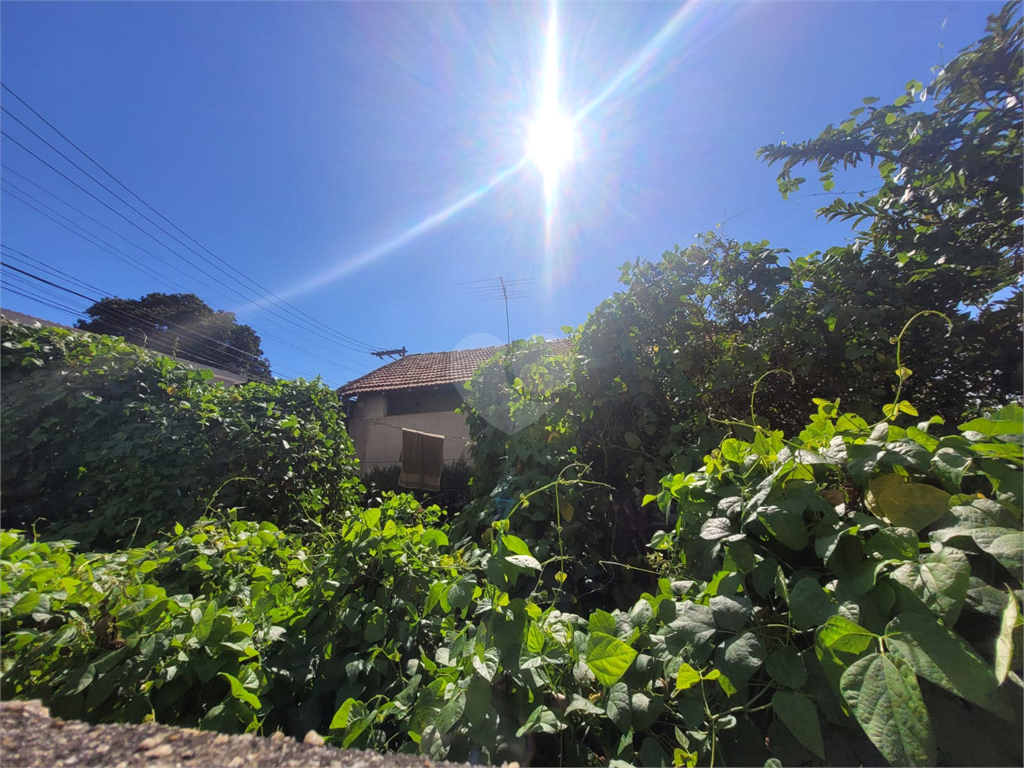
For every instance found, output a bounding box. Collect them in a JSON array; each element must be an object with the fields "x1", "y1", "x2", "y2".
[{"x1": 0, "y1": 700, "x2": 476, "y2": 768}]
